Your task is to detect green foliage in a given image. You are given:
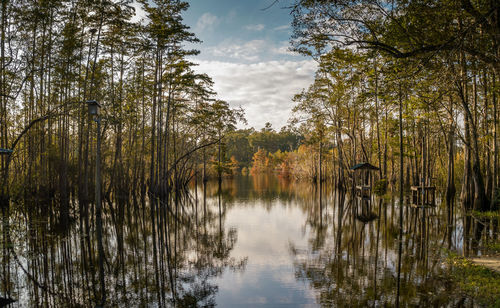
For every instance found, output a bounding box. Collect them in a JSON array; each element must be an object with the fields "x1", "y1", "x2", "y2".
[
  {"x1": 447, "y1": 254, "x2": 500, "y2": 307},
  {"x1": 484, "y1": 242, "x2": 500, "y2": 254},
  {"x1": 471, "y1": 210, "x2": 500, "y2": 220},
  {"x1": 288, "y1": 0, "x2": 500, "y2": 212},
  {"x1": 226, "y1": 127, "x2": 303, "y2": 168},
  {"x1": 211, "y1": 161, "x2": 232, "y2": 176},
  {"x1": 225, "y1": 129, "x2": 255, "y2": 167},
  {"x1": 373, "y1": 179, "x2": 388, "y2": 196}
]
